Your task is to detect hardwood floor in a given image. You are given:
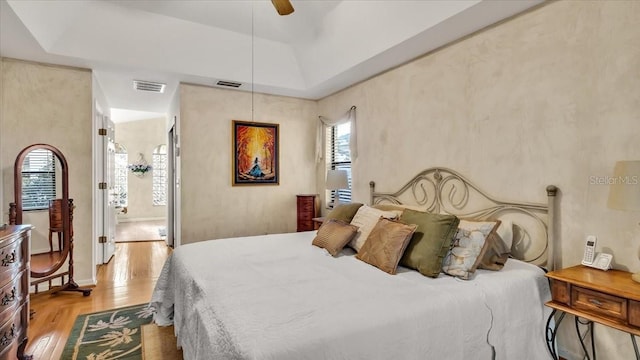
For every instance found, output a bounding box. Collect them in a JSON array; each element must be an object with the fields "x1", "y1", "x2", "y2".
[{"x1": 26, "y1": 241, "x2": 171, "y2": 360}]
